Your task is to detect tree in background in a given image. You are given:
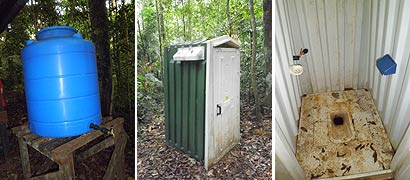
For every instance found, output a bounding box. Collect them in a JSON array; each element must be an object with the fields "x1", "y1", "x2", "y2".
[
  {"x1": 89, "y1": 0, "x2": 112, "y2": 116},
  {"x1": 263, "y1": 0, "x2": 272, "y2": 109},
  {"x1": 249, "y1": 0, "x2": 262, "y2": 121}
]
